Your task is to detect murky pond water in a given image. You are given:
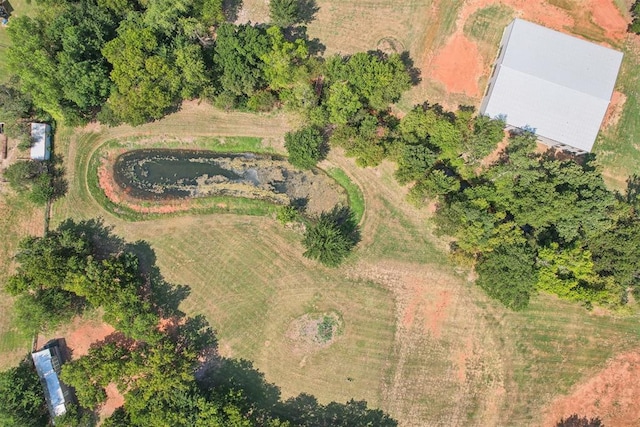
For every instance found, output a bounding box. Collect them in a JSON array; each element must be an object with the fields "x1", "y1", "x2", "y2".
[{"x1": 113, "y1": 149, "x2": 345, "y2": 212}]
